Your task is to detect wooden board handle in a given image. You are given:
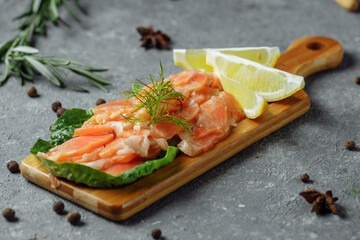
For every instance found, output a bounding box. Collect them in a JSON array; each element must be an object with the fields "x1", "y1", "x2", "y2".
[
  {"x1": 334, "y1": 0, "x2": 359, "y2": 11},
  {"x1": 274, "y1": 36, "x2": 343, "y2": 77}
]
